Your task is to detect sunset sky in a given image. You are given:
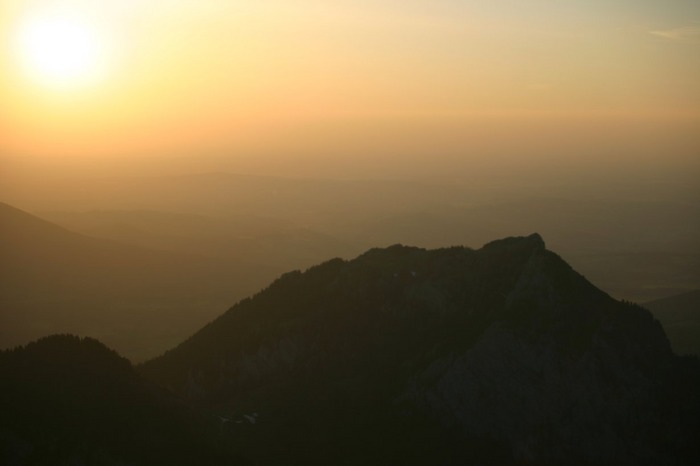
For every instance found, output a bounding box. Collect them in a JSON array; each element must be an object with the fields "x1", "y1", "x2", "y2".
[{"x1": 1, "y1": 0, "x2": 699, "y2": 175}]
